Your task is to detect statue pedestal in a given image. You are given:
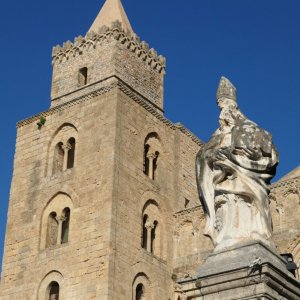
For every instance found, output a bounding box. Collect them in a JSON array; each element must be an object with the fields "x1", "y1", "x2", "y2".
[{"x1": 178, "y1": 242, "x2": 300, "y2": 300}]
